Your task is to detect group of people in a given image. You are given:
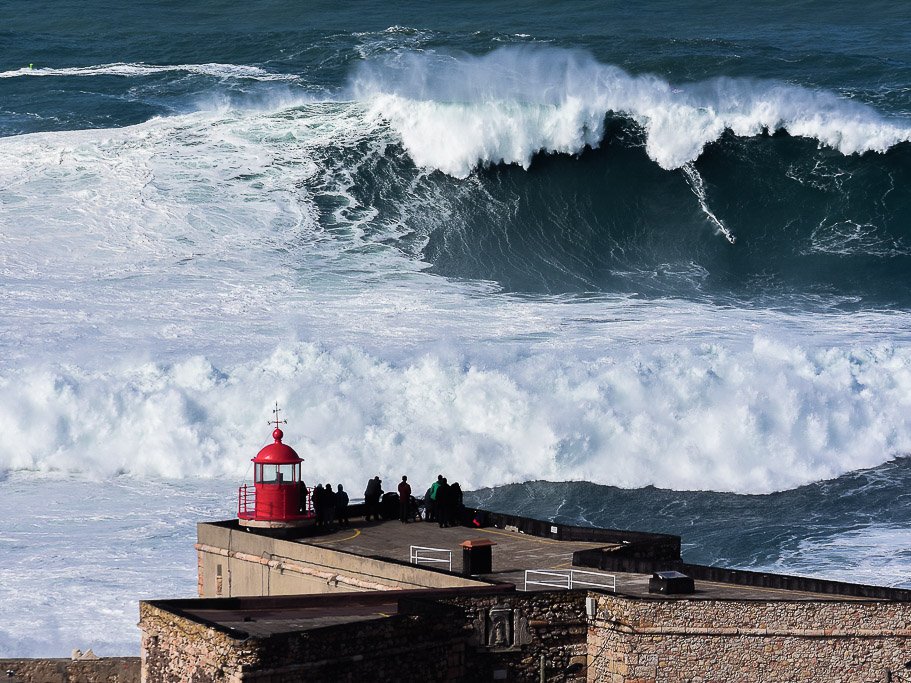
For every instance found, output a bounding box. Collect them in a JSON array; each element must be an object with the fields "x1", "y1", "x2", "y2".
[
  {"x1": 308, "y1": 482, "x2": 350, "y2": 528},
  {"x1": 365, "y1": 474, "x2": 466, "y2": 527},
  {"x1": 392, "y1": 474, "x2": 464, "y2": 527},
  {"x1": 299, "y1": 474, "x2": 464, "y2": 530},
  {"x1": 424, "y1": 475, "x2": 463, "y2": 528}
]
